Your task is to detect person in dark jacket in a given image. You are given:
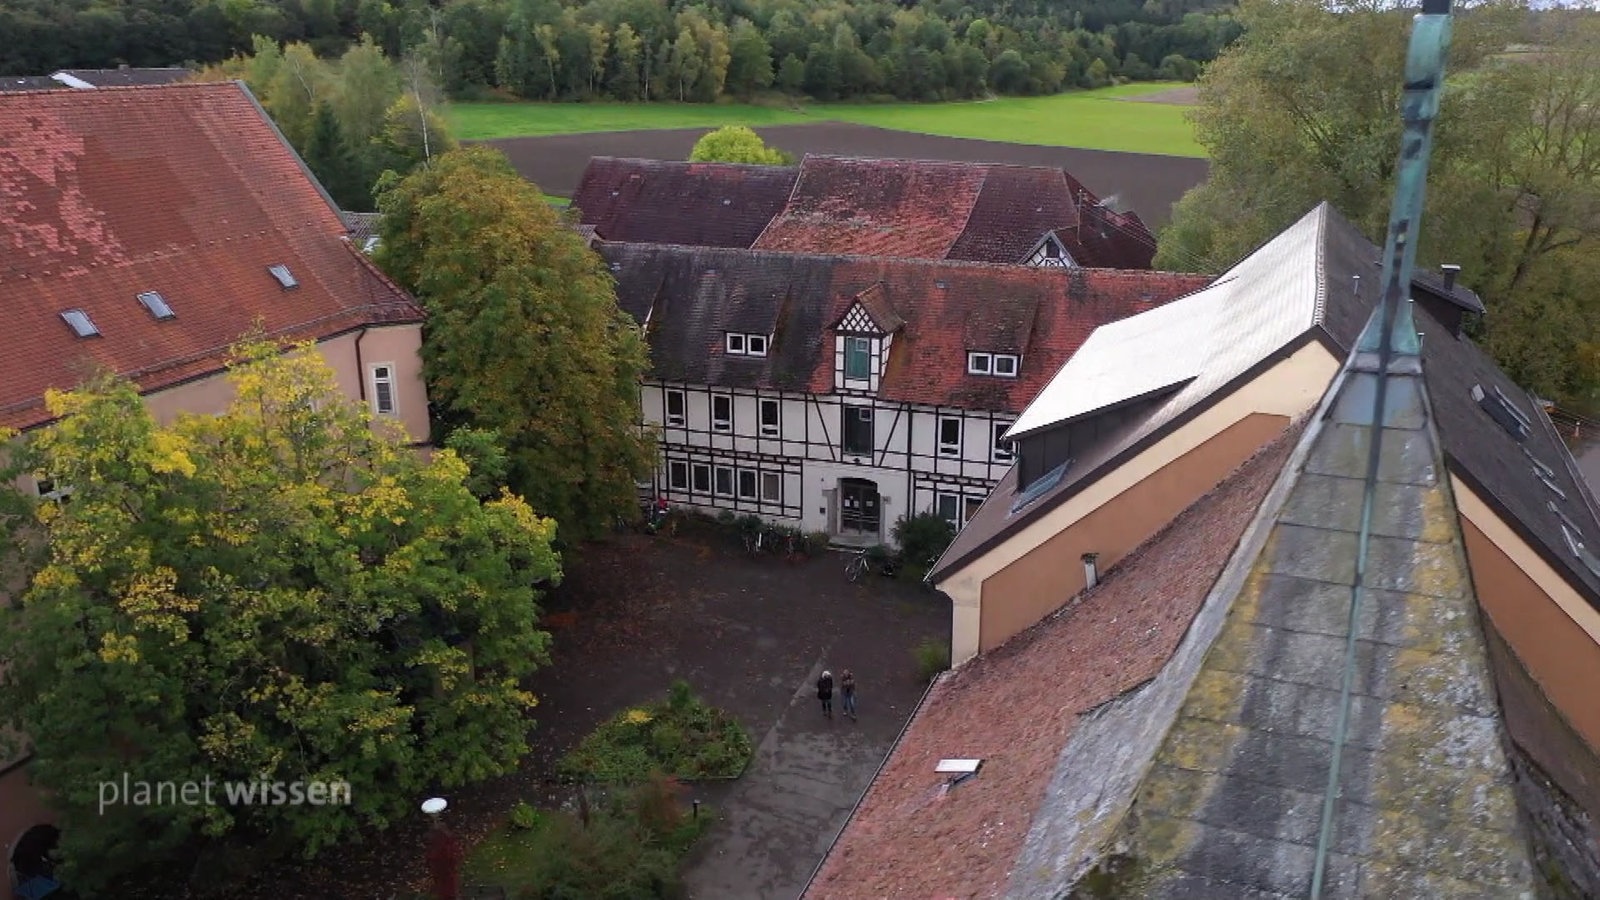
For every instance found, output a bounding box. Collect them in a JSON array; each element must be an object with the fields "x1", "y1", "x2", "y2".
[
  {"x1": 817, "y1": 670, "x2": 834, "y2": 718},
  {"x1": 840, "y1": 670, "x2": 857, "y2": 720}
]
